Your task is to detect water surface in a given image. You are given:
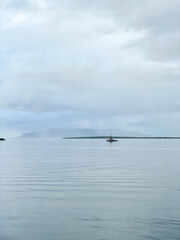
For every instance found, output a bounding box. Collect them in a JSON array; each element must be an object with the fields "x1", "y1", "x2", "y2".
[{"x1": 0, "y1": 139, "x2": 180, "y2": 240}]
